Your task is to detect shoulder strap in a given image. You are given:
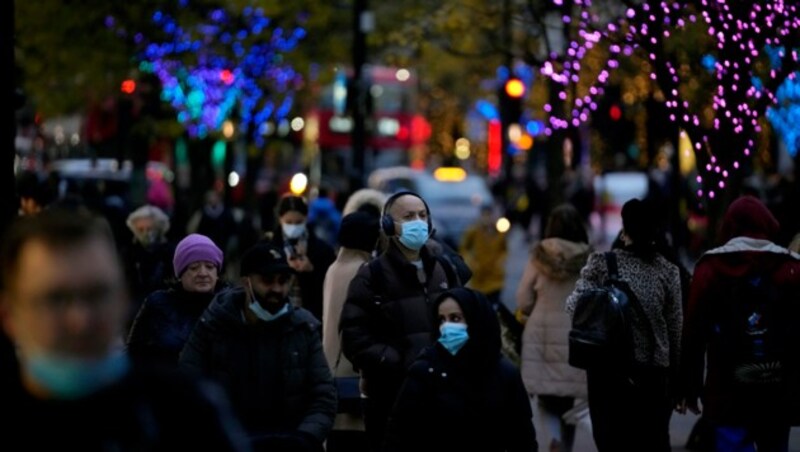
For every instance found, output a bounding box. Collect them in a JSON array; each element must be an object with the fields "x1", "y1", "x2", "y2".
[
  {"x1": 605, "y1": 250, "x2": 620, "y2": 280},
  {"x1": 434, "y1": 254, "x2": 460, "y2": 288},
  {"x1": 604, "y1": 251, "x2": 655, "y2": 351}
]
